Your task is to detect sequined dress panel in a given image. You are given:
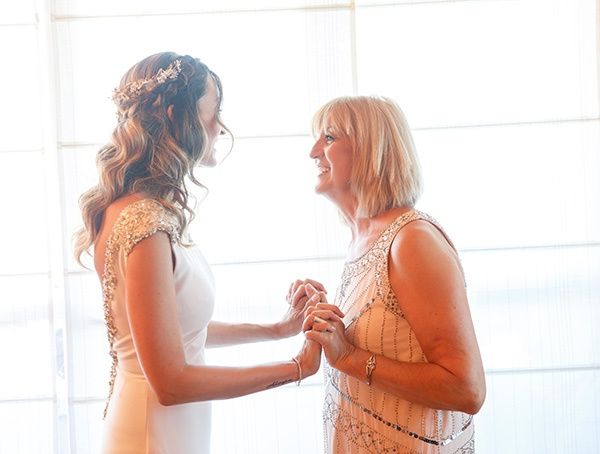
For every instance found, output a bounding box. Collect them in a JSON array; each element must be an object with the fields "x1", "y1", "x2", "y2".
[
  {"x1": 323, "y1": 210, "x2": 475, "y2": 454},
  {"x1": 101, "y1": 199, "x2": 215, "y2": 454}
]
